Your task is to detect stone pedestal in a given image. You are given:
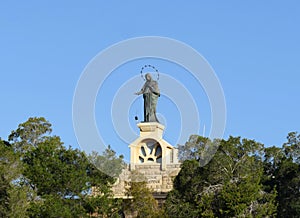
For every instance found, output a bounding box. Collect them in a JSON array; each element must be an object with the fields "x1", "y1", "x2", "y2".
[
  {"x1": 129, "y1": 122, "x2": 178, "y2": 171},
  {"x1": 112, "y1": 122, "x2": 181, "y2": 198}
]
